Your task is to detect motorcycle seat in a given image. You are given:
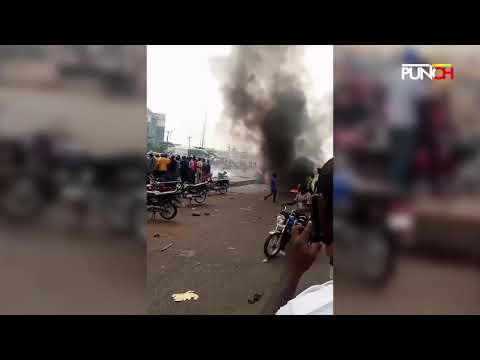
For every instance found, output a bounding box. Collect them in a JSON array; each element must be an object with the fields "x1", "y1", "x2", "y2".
[{"x1": 147, "y1": 190, "x2": 177, "y2": 196}]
